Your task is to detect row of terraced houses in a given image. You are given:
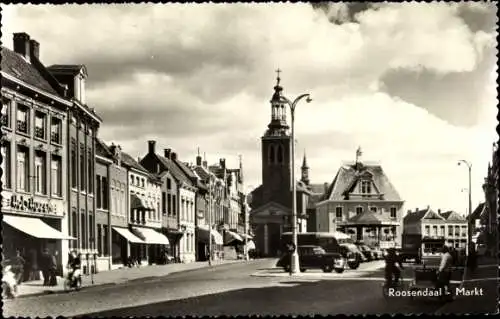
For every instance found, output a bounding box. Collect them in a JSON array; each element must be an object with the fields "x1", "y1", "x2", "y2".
[{"x1": 1, "y1": 32, "x2": 252, "y2": 276}]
